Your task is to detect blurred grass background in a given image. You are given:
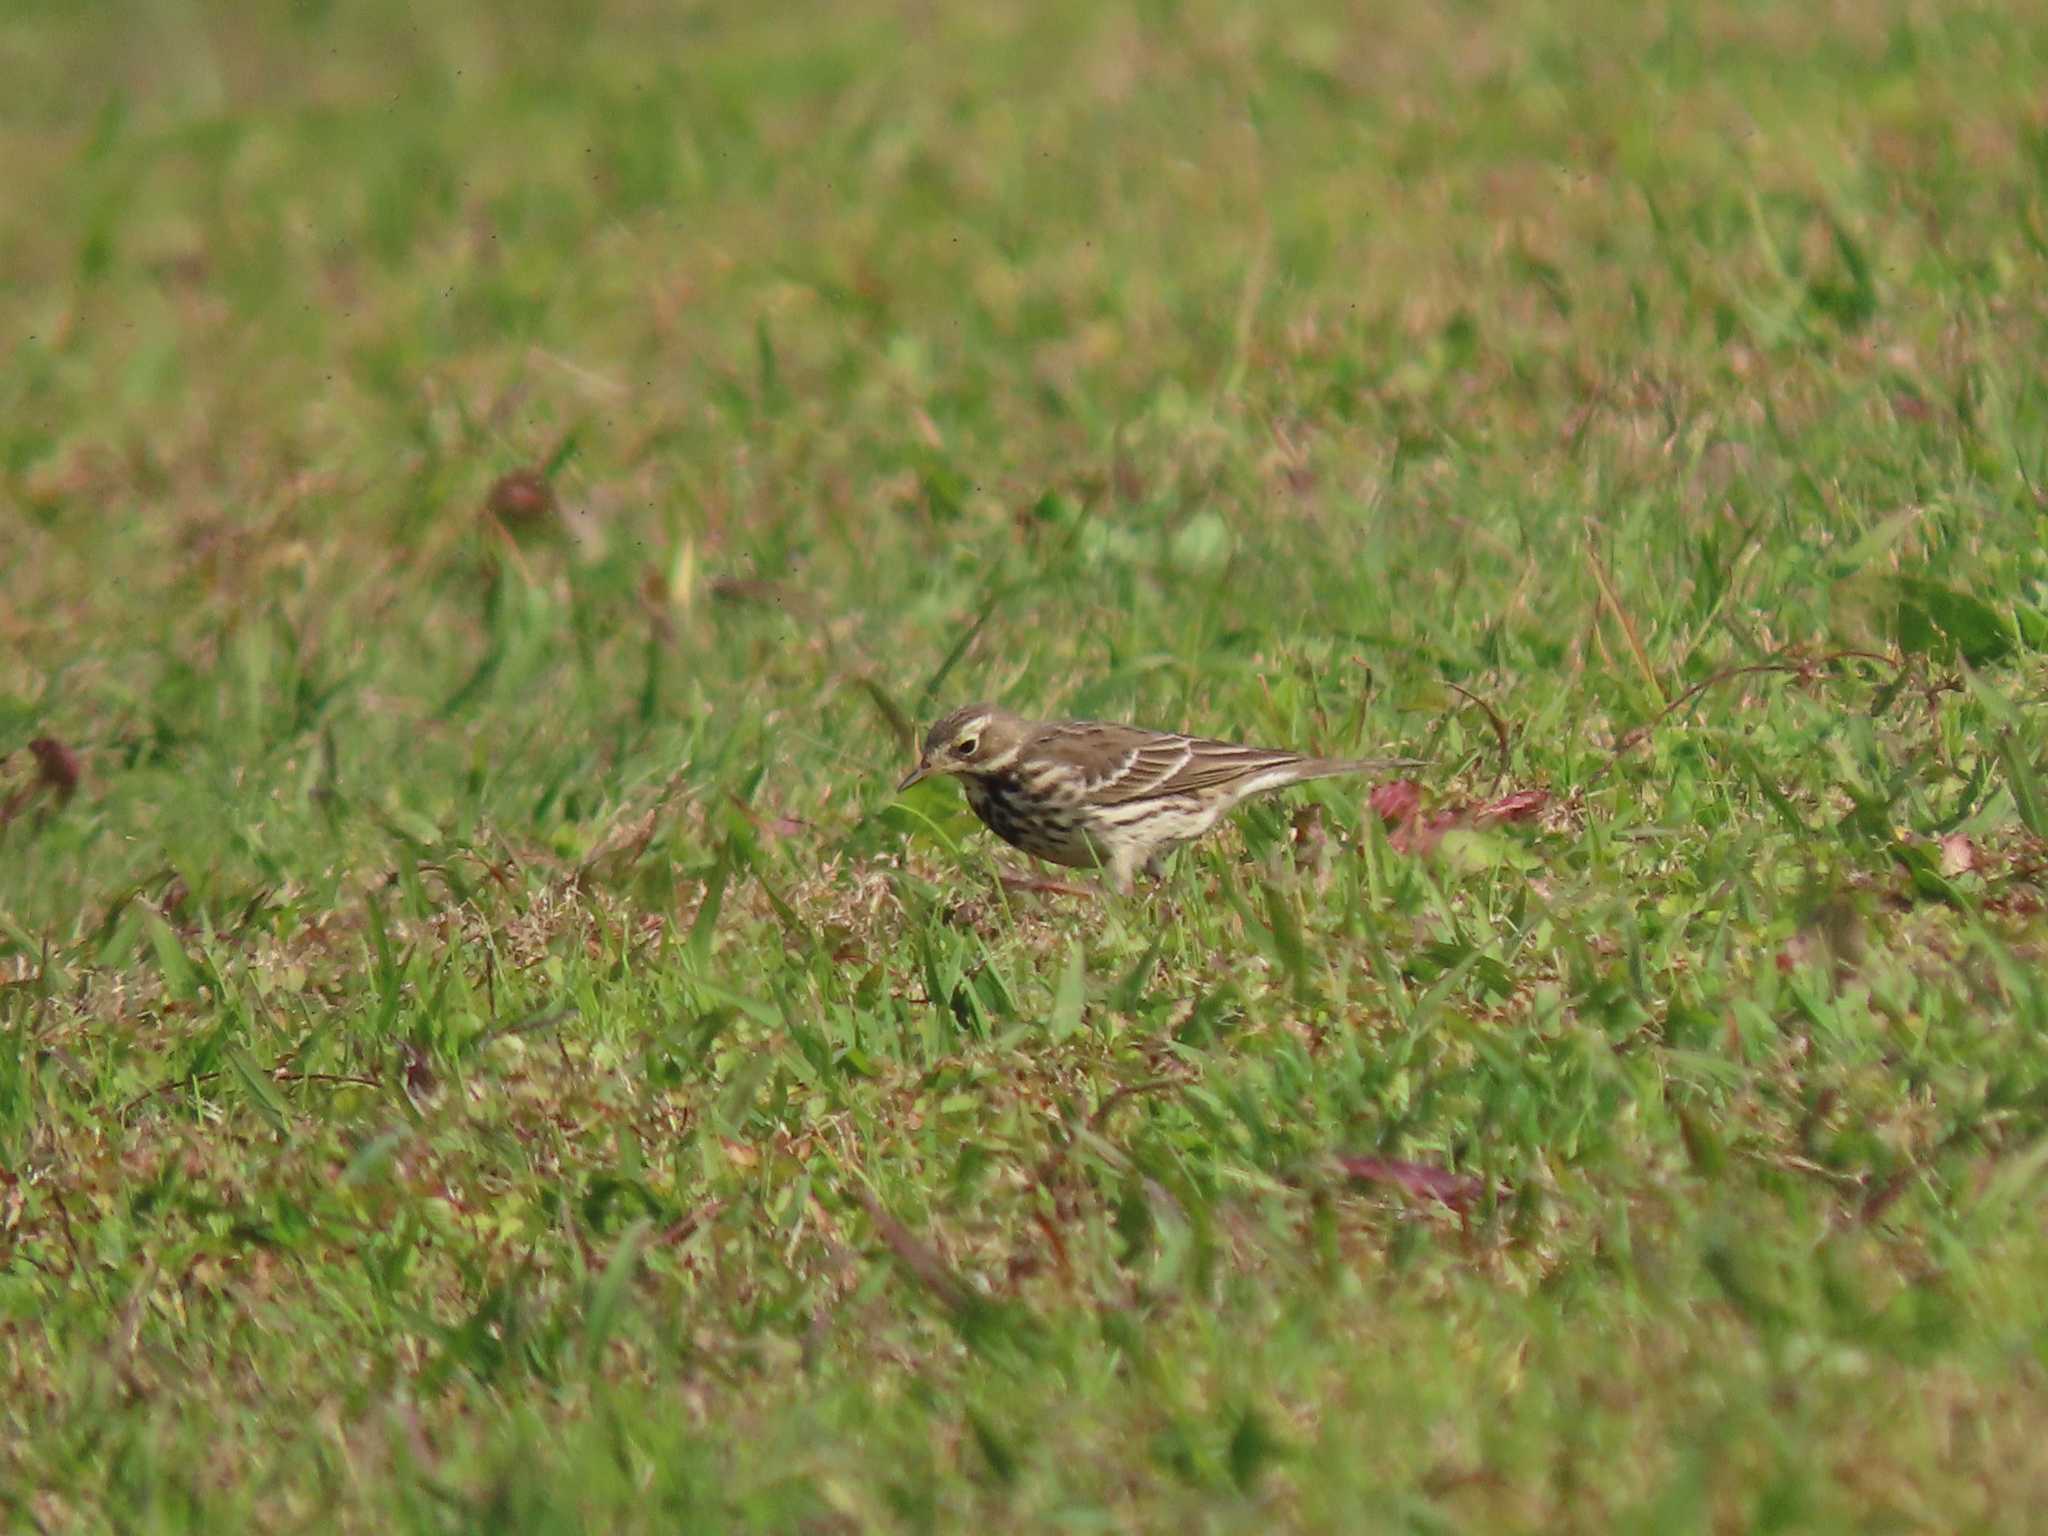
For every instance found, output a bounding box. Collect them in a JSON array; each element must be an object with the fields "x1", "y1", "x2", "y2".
[{"x1": 6, "y1": 0, "x2": 2048, "y2": 1529}]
